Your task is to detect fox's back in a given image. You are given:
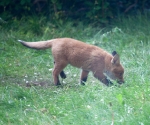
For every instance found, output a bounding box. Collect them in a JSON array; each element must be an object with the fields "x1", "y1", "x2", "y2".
[{"x1": 51, "y1": 38, "x2": 109, "y2": 70}]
